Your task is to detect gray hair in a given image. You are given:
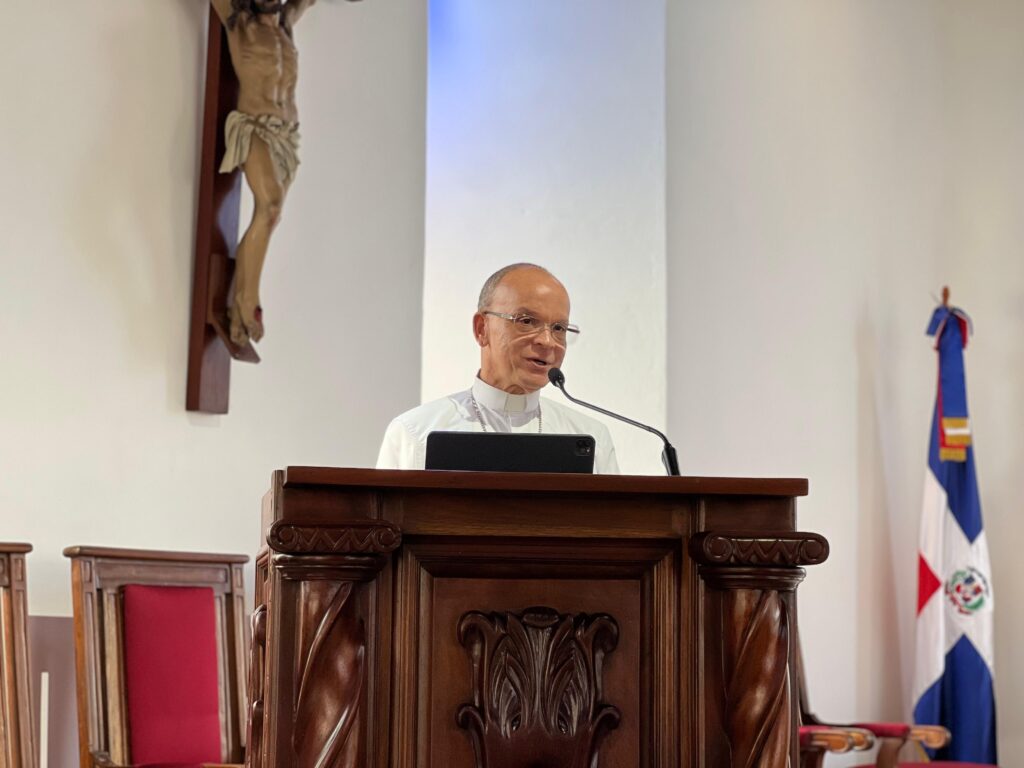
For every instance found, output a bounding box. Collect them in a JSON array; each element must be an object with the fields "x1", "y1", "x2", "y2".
[{"x1": 477, "y1": 263, "x2": 558, "y2": 311}]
